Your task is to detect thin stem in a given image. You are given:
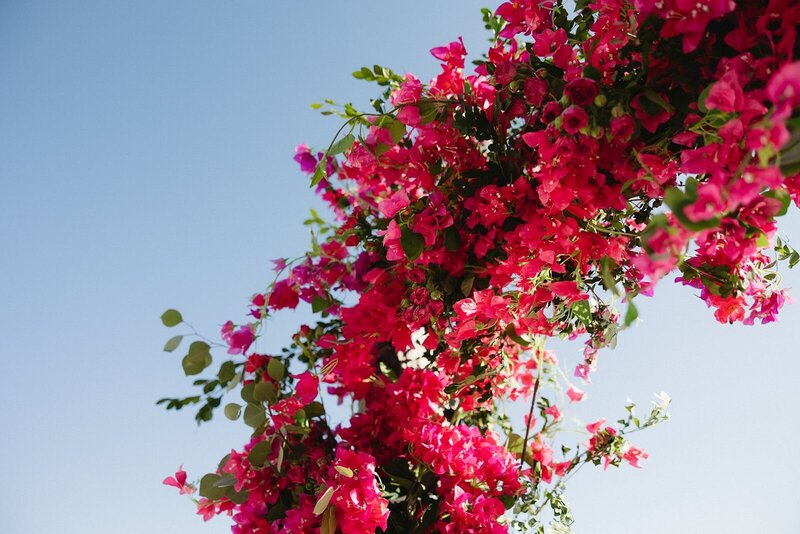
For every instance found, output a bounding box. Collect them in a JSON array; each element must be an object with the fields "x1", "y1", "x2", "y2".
[{"x1": 519, "y1": 350, "x2": 544, "y2": 473}]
